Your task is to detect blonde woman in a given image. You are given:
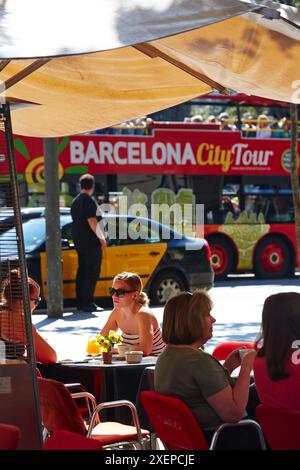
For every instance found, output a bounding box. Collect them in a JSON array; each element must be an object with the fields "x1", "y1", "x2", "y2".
[{"x1": 100, "y1": 272, "x2": 165, "y2": 356}]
